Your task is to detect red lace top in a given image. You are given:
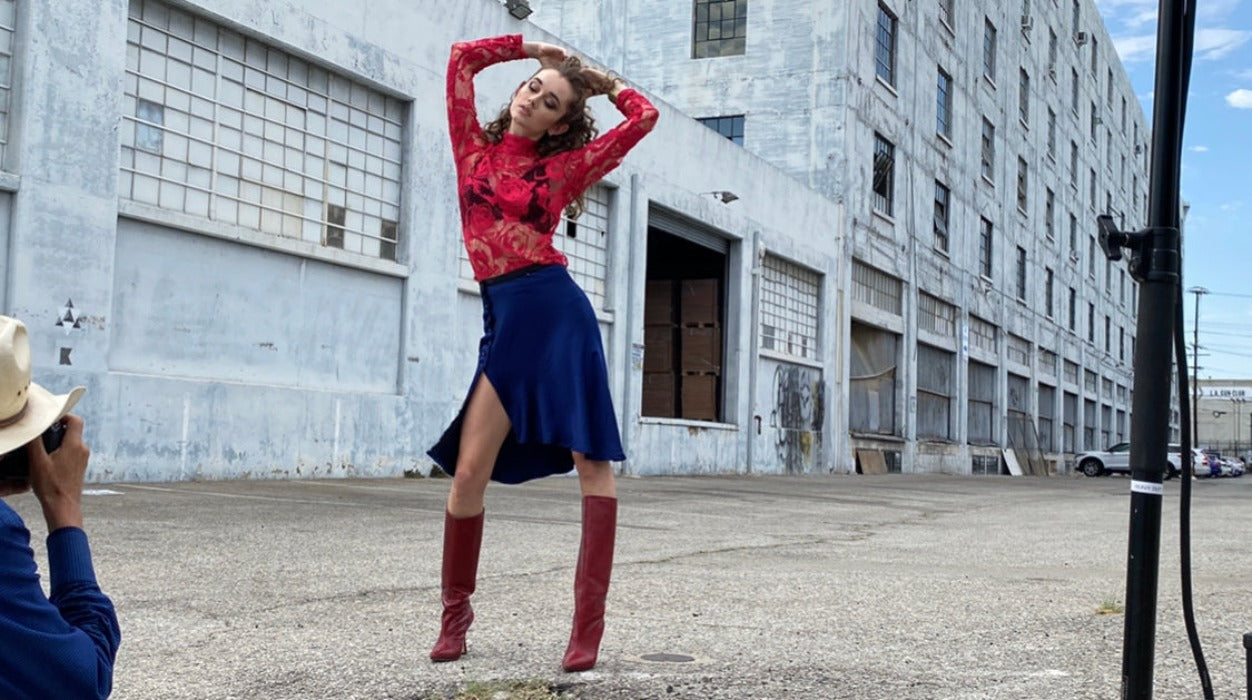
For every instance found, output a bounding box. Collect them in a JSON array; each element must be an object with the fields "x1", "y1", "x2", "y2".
[{"x1": 447, "y1": 35, "x2": 659, "y2": 281}]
